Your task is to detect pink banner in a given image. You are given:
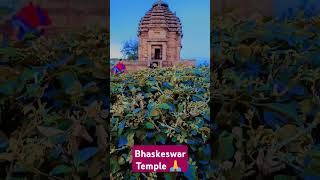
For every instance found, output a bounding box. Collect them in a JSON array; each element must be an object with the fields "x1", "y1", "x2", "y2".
[{"x1": 132, "y1": 145, "x2": 188, "y2": 172}]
